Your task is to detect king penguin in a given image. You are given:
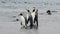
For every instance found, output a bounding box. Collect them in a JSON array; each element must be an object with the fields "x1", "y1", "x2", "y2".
[
  {"x1": 31, "y1": 8, "x2": 38, "y2": 28},
  {"x1": 19, "y1": 13, "x2": 27, "y2": 29},
  {"x1": 26, "y1": 9, "x2": 33, "y2": 29}
]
